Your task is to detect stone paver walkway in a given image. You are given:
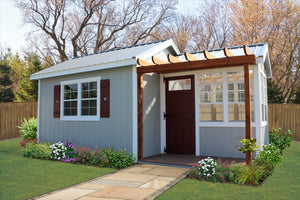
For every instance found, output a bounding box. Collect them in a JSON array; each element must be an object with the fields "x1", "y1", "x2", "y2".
[{"x1": 33, "y1": 164, "x2": 188, "y2": 200}]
